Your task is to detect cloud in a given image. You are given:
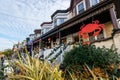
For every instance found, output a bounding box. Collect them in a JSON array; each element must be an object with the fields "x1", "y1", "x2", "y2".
[
  {"x1": 0, "y1": 37, "x2": 17, "y2": 51},
  {"x1": 0, "y1": 0, "x2": 70, "y2": 51}
]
